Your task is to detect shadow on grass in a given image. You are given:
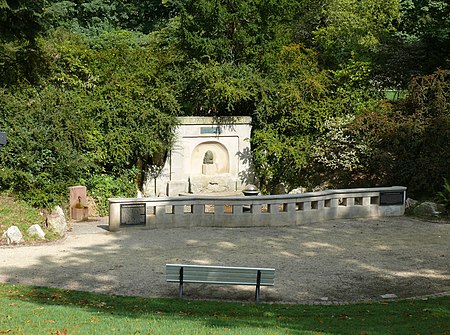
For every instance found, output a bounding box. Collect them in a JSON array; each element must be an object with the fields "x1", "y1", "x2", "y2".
[{"x1": 1, "y1": 283, "x2": 449, "y2": 335}]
